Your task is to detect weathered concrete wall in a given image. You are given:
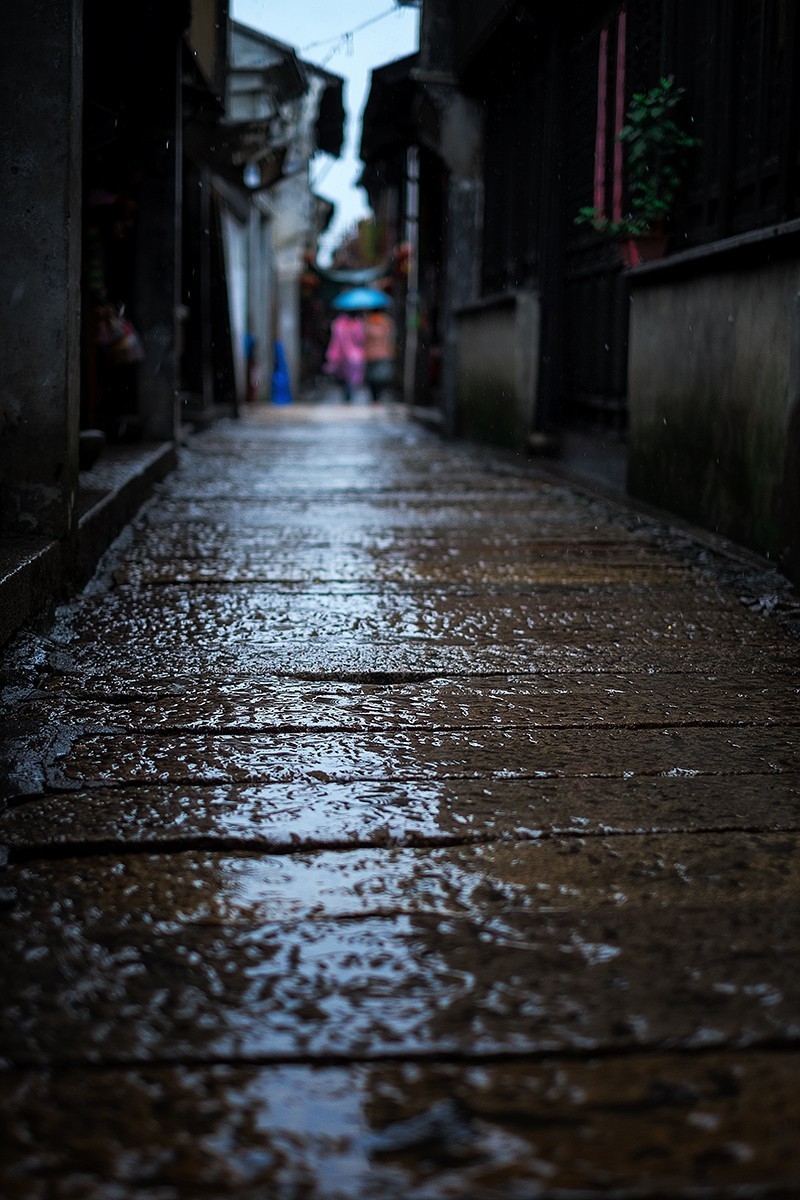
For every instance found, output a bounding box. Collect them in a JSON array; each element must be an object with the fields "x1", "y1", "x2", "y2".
[
  {"x1": 135, "y1": 38, "x2": 181, "y2": 443},
  {"x1": 440, "y1": 176, "x2": 483, "y2": 436},
  {"x1": 455, "y1": 292, "x2": 540, "y2": 448},
  {"x1": 780, "y1": 292, "x2": 800, "y2": 582},
  {"x1": 0, "y1": 0, "x2": 82, "y2": 538},
  {"x1": 415, "y1": 0, "x2": 484, "y2": 435},
  {"x1": 430, "y1": 91, "x2": 483, "y2": 438},
  {"x1": 628, "y1": 260, "x2": 800, "y2": 571}
]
